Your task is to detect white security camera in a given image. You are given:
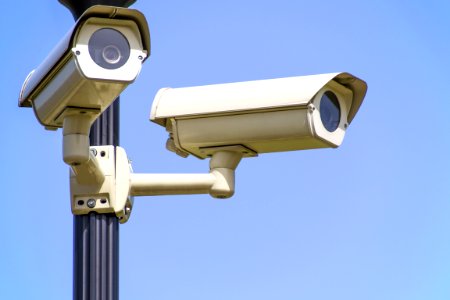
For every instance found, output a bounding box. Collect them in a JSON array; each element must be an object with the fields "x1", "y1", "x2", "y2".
[
  {"x1": 19, "y1": 5, "x2": 150, "y2": 129},
  {"x1": 18, "y1": 5, "x2": 150, "y2": 167},
  {"x1": 150, "y1": 72, "x2": 367, "y2": 159}
]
